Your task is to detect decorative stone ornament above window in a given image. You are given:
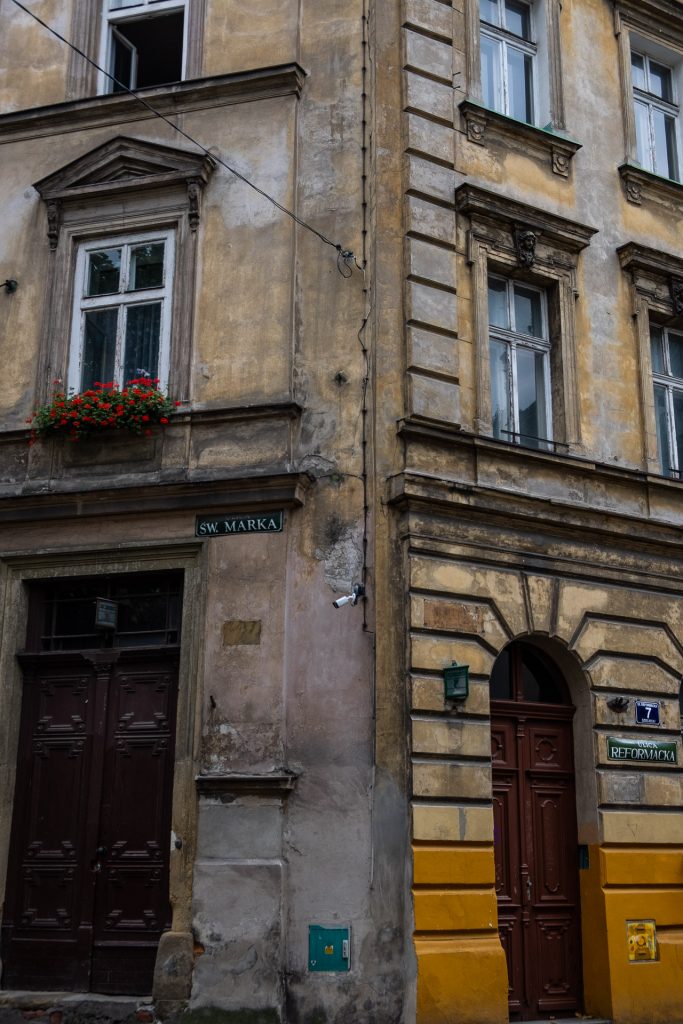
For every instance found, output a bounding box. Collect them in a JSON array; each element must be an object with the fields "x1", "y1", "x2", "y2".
[
  {"x1": 455, "y1": 184, "x2": 597, "y2": 450},
  {"x1": 614, "y1": 0, "x2": 683, "y2": 209},
  {"x1": 33, "y1": 136, "x2": 215, "y2": 250},
  {"x1": 618, "y1": 242, "x2": 683, "y2": 475},
  {"x1": 31, "y1": 136, "x2": 215, "y2": 406},
  {"x1": 460, "y1": 0, "x2": 580, "y2": 177}
]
